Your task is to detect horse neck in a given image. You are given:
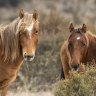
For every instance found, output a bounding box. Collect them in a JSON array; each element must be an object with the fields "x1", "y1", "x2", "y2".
[
  {"x1": 84, "y1": 33, "x2": 96, "y2": 61},
  {"x1": 87, "y1": 33, "x2": 96, "y2": 48}
]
